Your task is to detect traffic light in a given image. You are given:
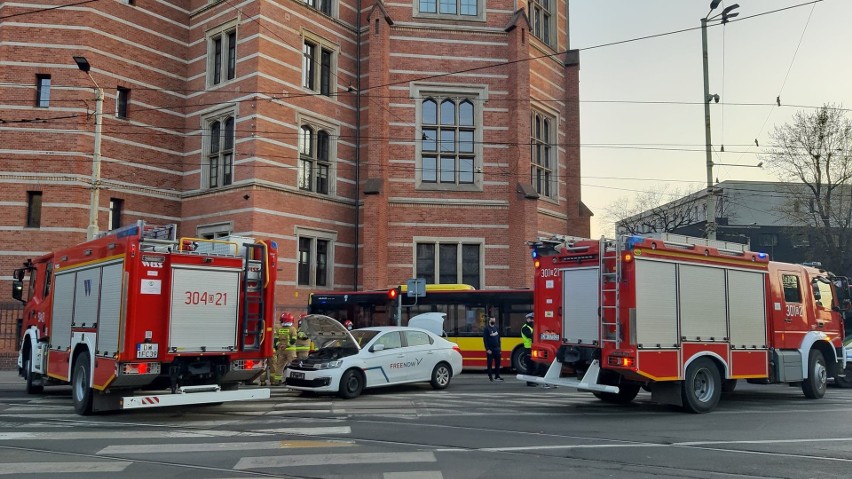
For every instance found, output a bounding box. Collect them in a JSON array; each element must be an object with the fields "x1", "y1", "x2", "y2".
[{"x1": 388, "y1": 287, "x2": 400, "y2": 301}]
